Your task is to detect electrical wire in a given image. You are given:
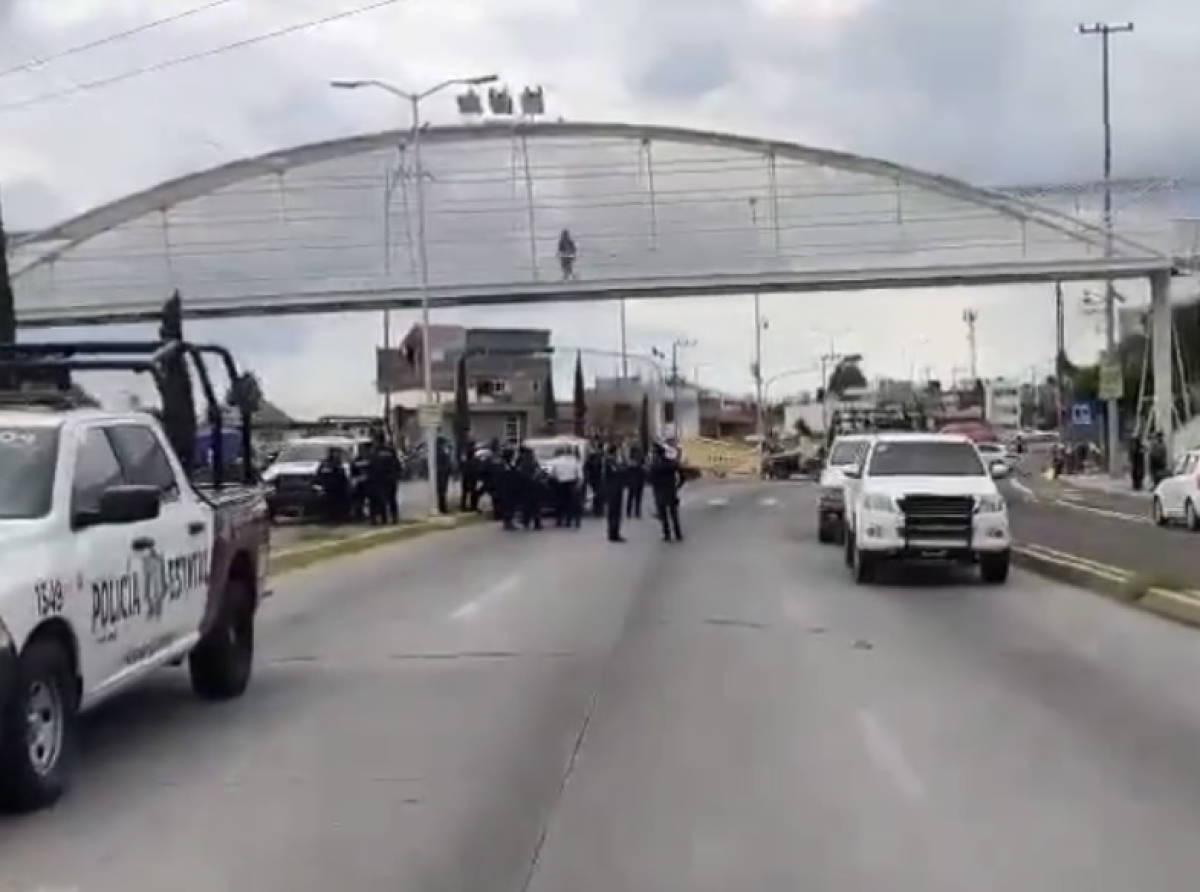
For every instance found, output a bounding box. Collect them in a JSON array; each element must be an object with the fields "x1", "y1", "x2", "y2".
[
  {"x1": 0, "y1": 0, "x2": 407, "y2": 113},
  {"x1": 0, "y1": 0, "x2": 237, "y2": 81}
]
